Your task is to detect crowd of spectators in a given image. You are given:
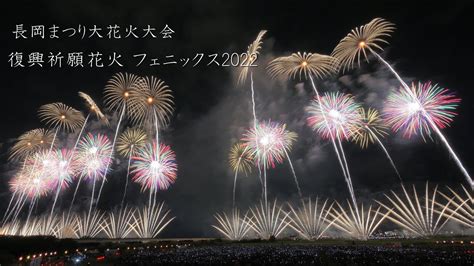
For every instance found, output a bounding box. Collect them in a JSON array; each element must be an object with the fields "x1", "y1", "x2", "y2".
[{"x1": 116, "y1": 244, "x2": 473, "y2": 265}]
